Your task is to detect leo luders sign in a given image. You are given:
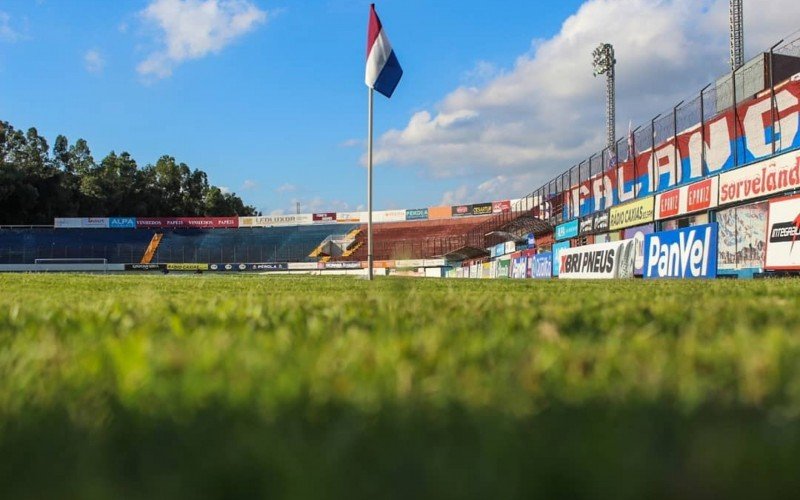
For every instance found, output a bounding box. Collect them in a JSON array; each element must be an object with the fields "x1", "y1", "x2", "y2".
[
  {"x1": 558, "y1": 239, "x2": 636, "y2": 279},
  {"x1": 718, "y1": 151, "x2": 800, "y2": 206},
  {"x1": 655, "y1": 177, "x2": 719, "y2": 220},
  {"x1": 609, "y1": 196, "x2": 655, "y2": 230}
]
